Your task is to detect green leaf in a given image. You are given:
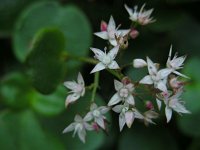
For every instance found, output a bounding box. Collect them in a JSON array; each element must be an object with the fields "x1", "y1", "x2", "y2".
[
  {"x1": 119, "y1": 126, "x2": 178, "y2": 150},
  {"x1": 13, "y1": 1, "x2": 92, "y2": 70},
  {"x1": 31, "y1": 85, "x2": 66, "y2": 116},
  {"x1": 26, "y1": 28, "x2": 66, "y2": 94},
  {"x1": 0, "y1": 110, "x2": 65, "y2": 150},
  {"x1": 0, "y1": 72, "x2": 32, "y2": 109}
]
